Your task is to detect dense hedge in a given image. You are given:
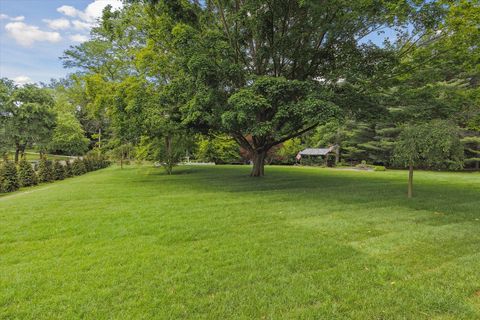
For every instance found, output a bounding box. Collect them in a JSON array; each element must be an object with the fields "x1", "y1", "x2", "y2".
[
  {"x1": 37, "y1": 157, "x2": 54, "y2": 183},
  {"x1": 0, "y1": 156, "x2": 110, "y2": 194},
  {"x1": 53, "y1": 160, "x2": 65, "y2": 180},
  {"x1": 18, "y1": 158, "x2": 37, "y2": 187},
  {"x1": 0, "y1": 160, "x2": 19, "y2": 193}
]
